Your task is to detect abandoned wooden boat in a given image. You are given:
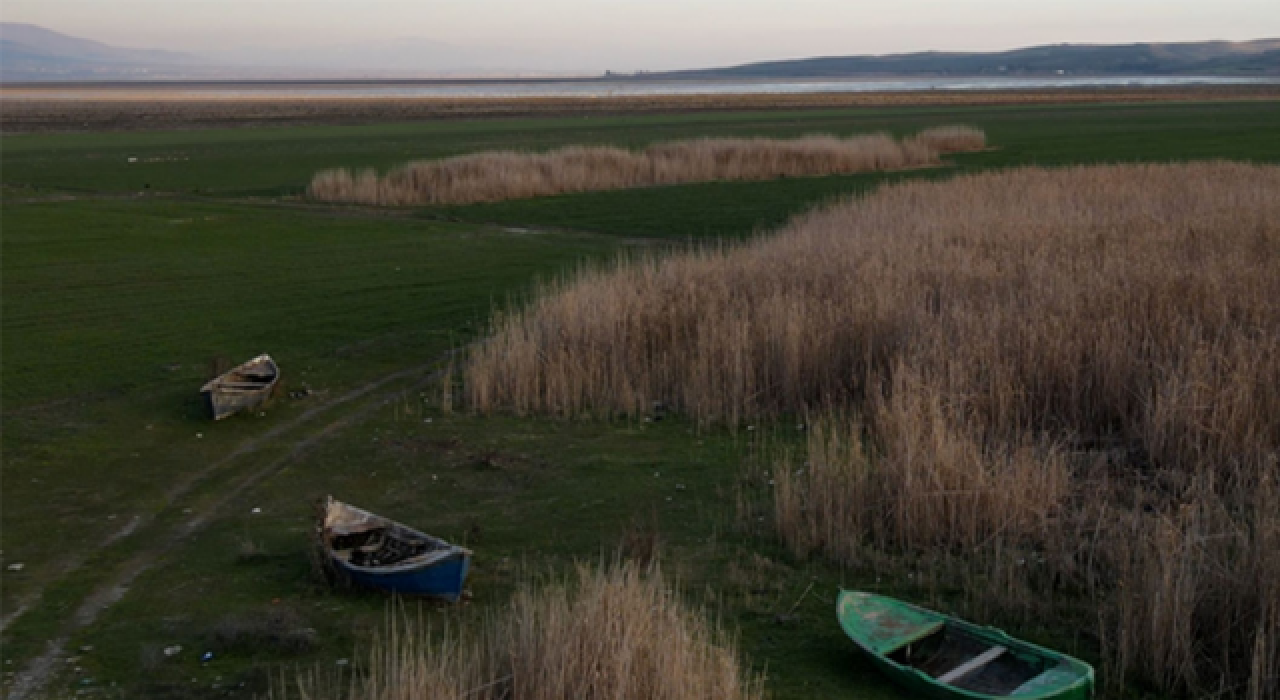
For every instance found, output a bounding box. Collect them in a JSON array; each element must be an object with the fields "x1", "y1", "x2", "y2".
[
  {"x1": 837, "y1": 591, "x2": 1094, "y2": 700},
  {"x1": 321, "y1": 497, "x2": 471, "y2": 601},
  {"x1": 200, "y1": 354, "x2": 279, "y2": 420}
]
